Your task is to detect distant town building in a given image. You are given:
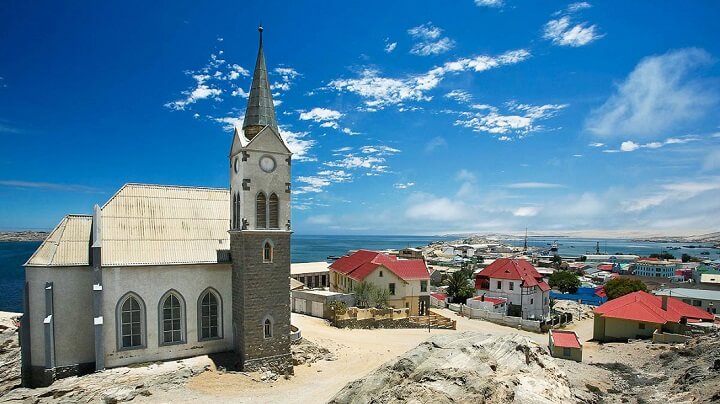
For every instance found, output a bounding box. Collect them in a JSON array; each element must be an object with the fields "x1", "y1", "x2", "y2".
[
  {"x1": 398, "y1": 247, "x2": 424, "y2": 260},
  {"x1": 633, "y1": 259, "x2": 678, "y2": 278},
  {"x1": 474, "y1": 258, "x2": 550, "y2": 320},
  {"x1": 329, "y1": 250, "x2": 431, "y2": 315},
  {"x1": 582, "y1": 254, "x2": 639, "y2": 264},
  {"x1": 693, "y1": 265, "x2": 720, "y2": 285},
  {"x1": 593, "y1": 291, "x2": 714, "y2": 342},
  {"x1": 548, "y1": 330, "x2": 582, "y2": 362},
  {"x1": 290, "y1": 262, "x2": 330, "y2": 289}
]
